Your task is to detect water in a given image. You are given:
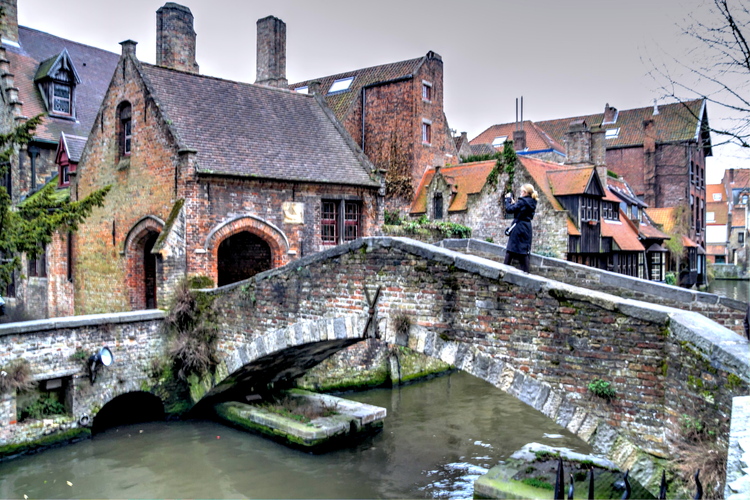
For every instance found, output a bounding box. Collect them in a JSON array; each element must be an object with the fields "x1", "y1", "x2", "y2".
[
  {"x1": 0, "y1": 372, "x2": 590, "y2": 499},
  {"x1": 708, "y1": 279, "x2": 750, "y2": 303}
]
